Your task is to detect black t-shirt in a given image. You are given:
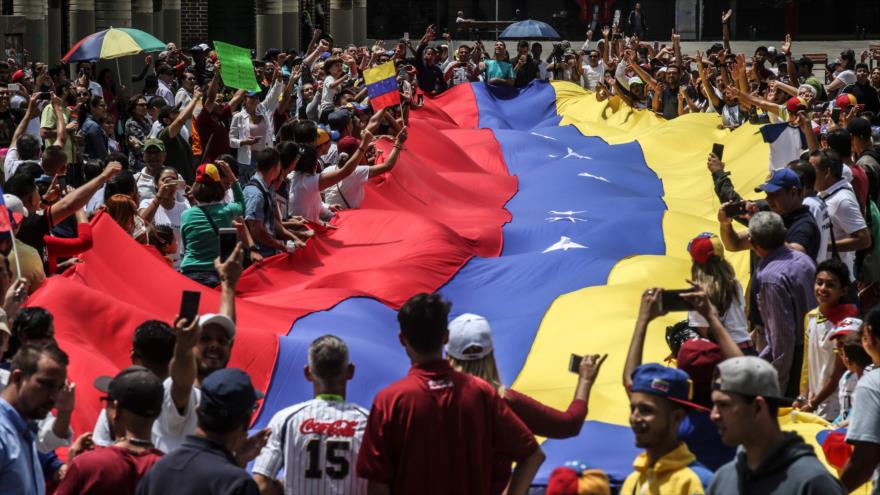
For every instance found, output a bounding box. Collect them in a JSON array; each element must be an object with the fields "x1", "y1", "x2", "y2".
[
  {"x1": 0, "y1": 108, "x2": 22, "y2": 148},
  {"x1": 17, "y1": 209, "x2": 53, "y2": 260},
  {"x1": 845, "y1": 83, "x2": 880, "y2": 120},
  {"x1": 783, "y1": 205, "x2": 820, "y2": 260},
  {"x1": 514, "y1": 57, "x2": 539, "y2": 88}
]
